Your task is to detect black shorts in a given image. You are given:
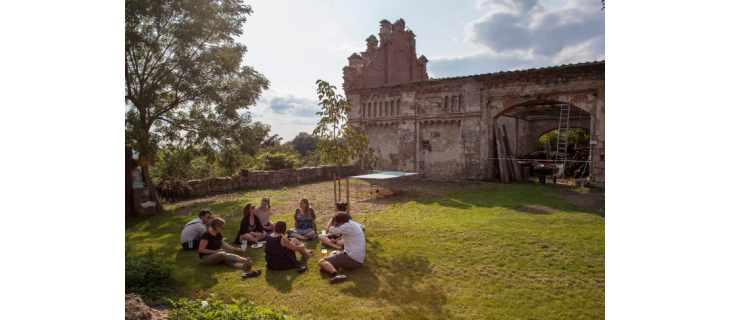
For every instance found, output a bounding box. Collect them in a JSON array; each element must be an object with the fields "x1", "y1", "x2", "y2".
[{"x1": 181, "y1": 235, "x2": 202, "y2": 250}]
